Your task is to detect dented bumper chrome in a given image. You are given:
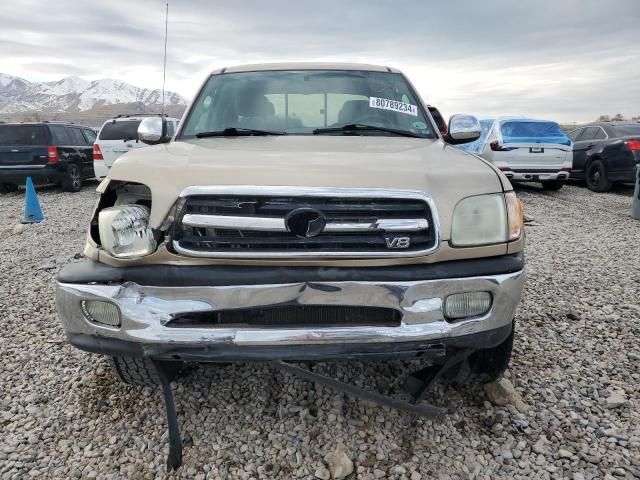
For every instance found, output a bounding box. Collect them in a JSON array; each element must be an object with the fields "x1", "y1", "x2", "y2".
[{"x1": 56, "y1": 268, "x2": 524, "y2": 358}]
